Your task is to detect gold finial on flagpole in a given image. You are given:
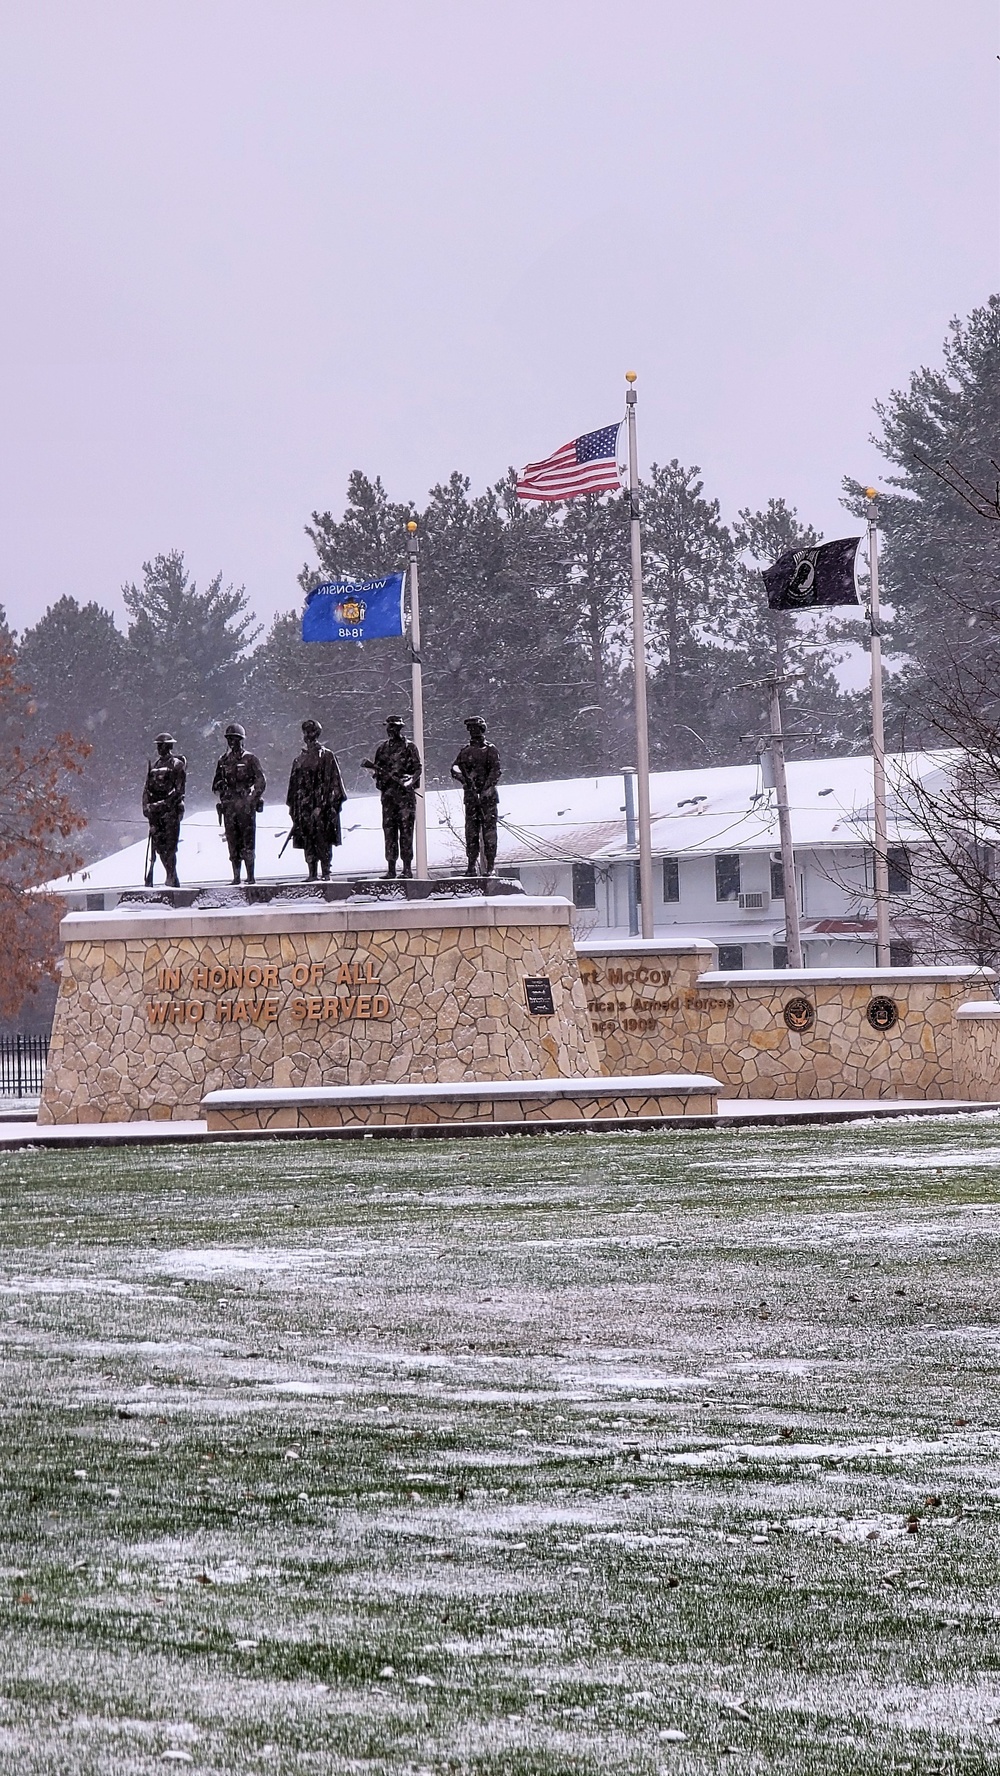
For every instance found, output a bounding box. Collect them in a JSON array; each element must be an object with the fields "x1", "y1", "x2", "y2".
[
  {"x1": 407, "y1": 520, "x2": 418, "y2": 533},
  {"x1": 625, "y1": 370, "x2": 637, "y2": 383},
  {"x1": 864, "y1": 486, "x2": 878, "y2": 500}
]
